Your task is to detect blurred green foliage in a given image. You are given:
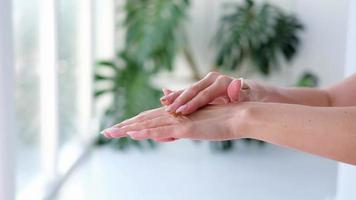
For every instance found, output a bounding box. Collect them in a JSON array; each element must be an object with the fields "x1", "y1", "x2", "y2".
[
  {"x1": 296, "y1": 72, "x2": 318, "y2": 87},
  {"x1": 124, "y1": 0, "x2": 190, "y2": 71},
  {"x1": 215, "y1": 0, "x2": 303, "y2": 75},
  {"x1": 95, "y1": 0, "x2": 190, "y2": 150}
]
